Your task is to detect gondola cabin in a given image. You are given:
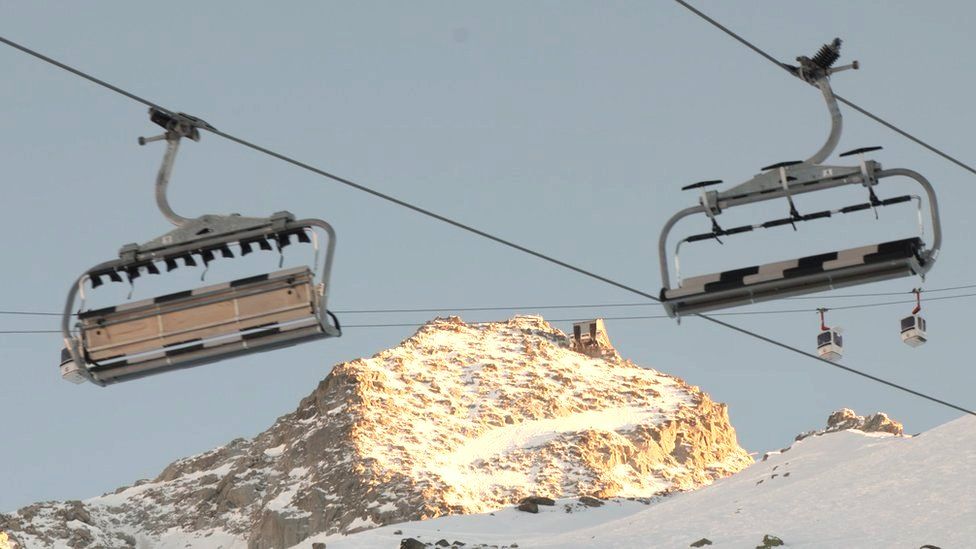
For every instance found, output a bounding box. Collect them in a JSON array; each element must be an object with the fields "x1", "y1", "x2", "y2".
[
  {"x1": 900, "y1": 315, "x2": 927, "y2": 347},
  {"x1": 817, "y1": 328, "x2": 843, "y2": 361}
]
